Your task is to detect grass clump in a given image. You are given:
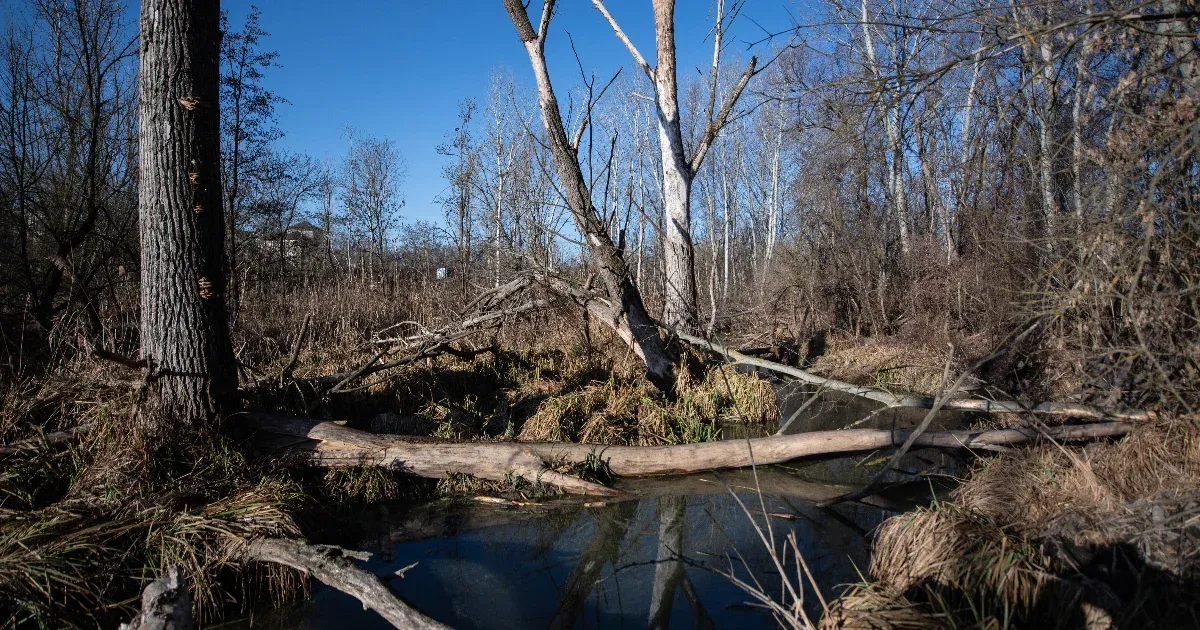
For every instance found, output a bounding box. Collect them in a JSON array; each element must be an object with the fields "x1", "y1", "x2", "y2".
[
  {"x1": 518, "y1": 356, "x2": 776, "y2": 446},
  {"x1": 823, "y1": 418, "x2": 1200, "y2": 629}
]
